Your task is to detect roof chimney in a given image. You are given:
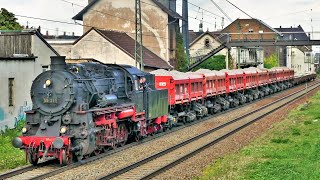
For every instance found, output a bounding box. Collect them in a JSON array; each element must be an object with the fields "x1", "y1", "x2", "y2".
[
  {"x1": 46, "y1": 30, "x2": 49, "y2": 36},
  {"x1": 280, "y1": 26, "x2": 282, "y2": 28},
  {"x1": 199, "y1": 22, "x2": 203, "y2": 32},
  {"x1": 63, "y1": 31, "x2": 66, "y2": 36}
]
